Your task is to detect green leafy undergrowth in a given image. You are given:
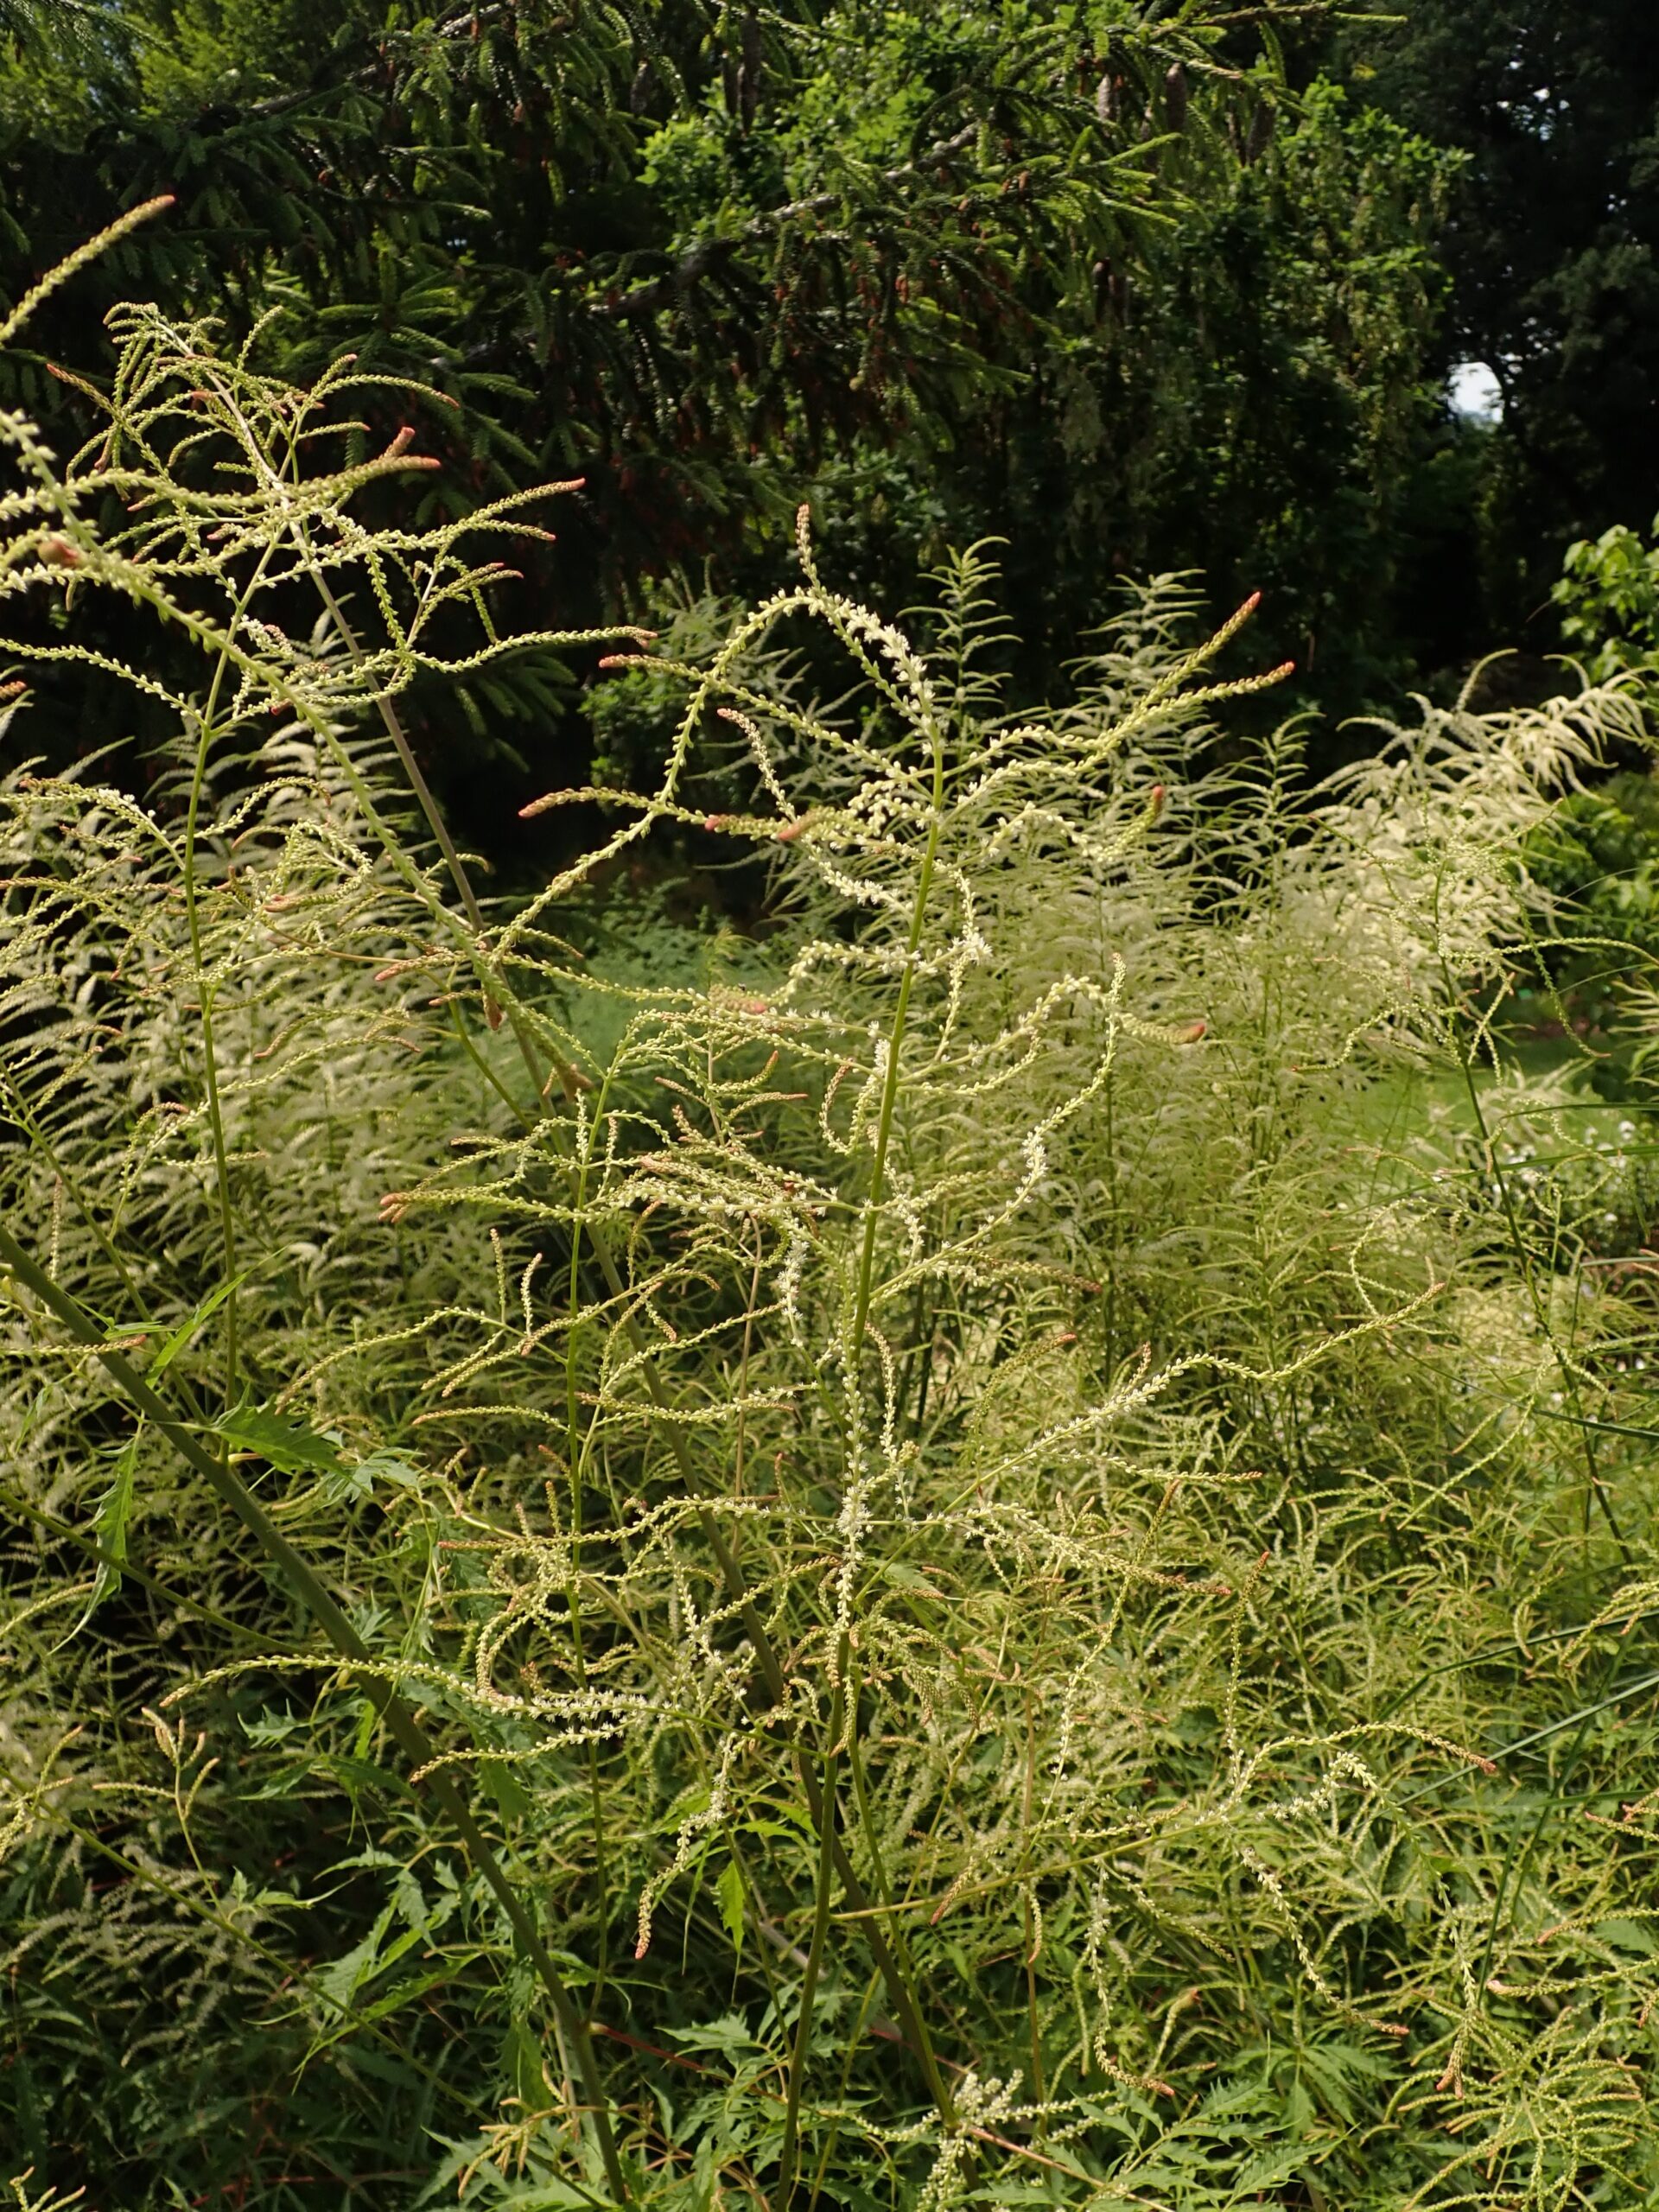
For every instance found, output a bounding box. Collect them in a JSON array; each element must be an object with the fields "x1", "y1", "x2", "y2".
[{"x1": 5, "y1": 251, "x2": 1659, "y2": 2212}]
